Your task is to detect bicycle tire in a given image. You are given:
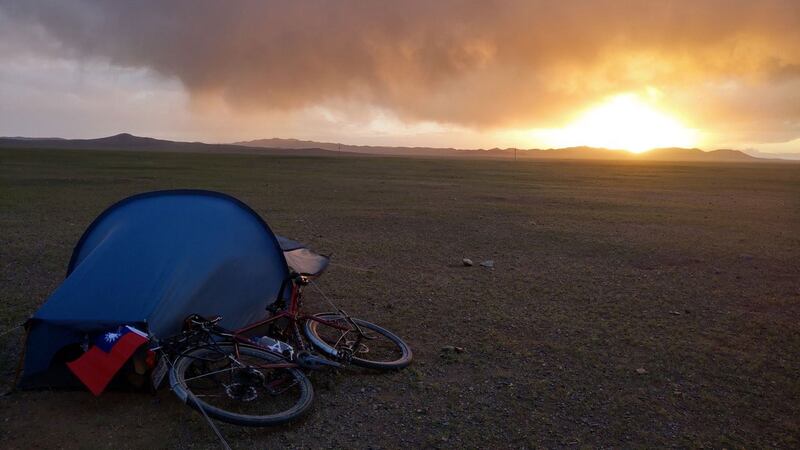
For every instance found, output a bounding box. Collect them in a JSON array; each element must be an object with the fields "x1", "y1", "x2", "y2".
[
  {"x1": 169, "y1": 343, "x2": 313, "y2": 427},
  {"x1": 303, "y1": 312, "x2": 413, "y2": 370}
]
